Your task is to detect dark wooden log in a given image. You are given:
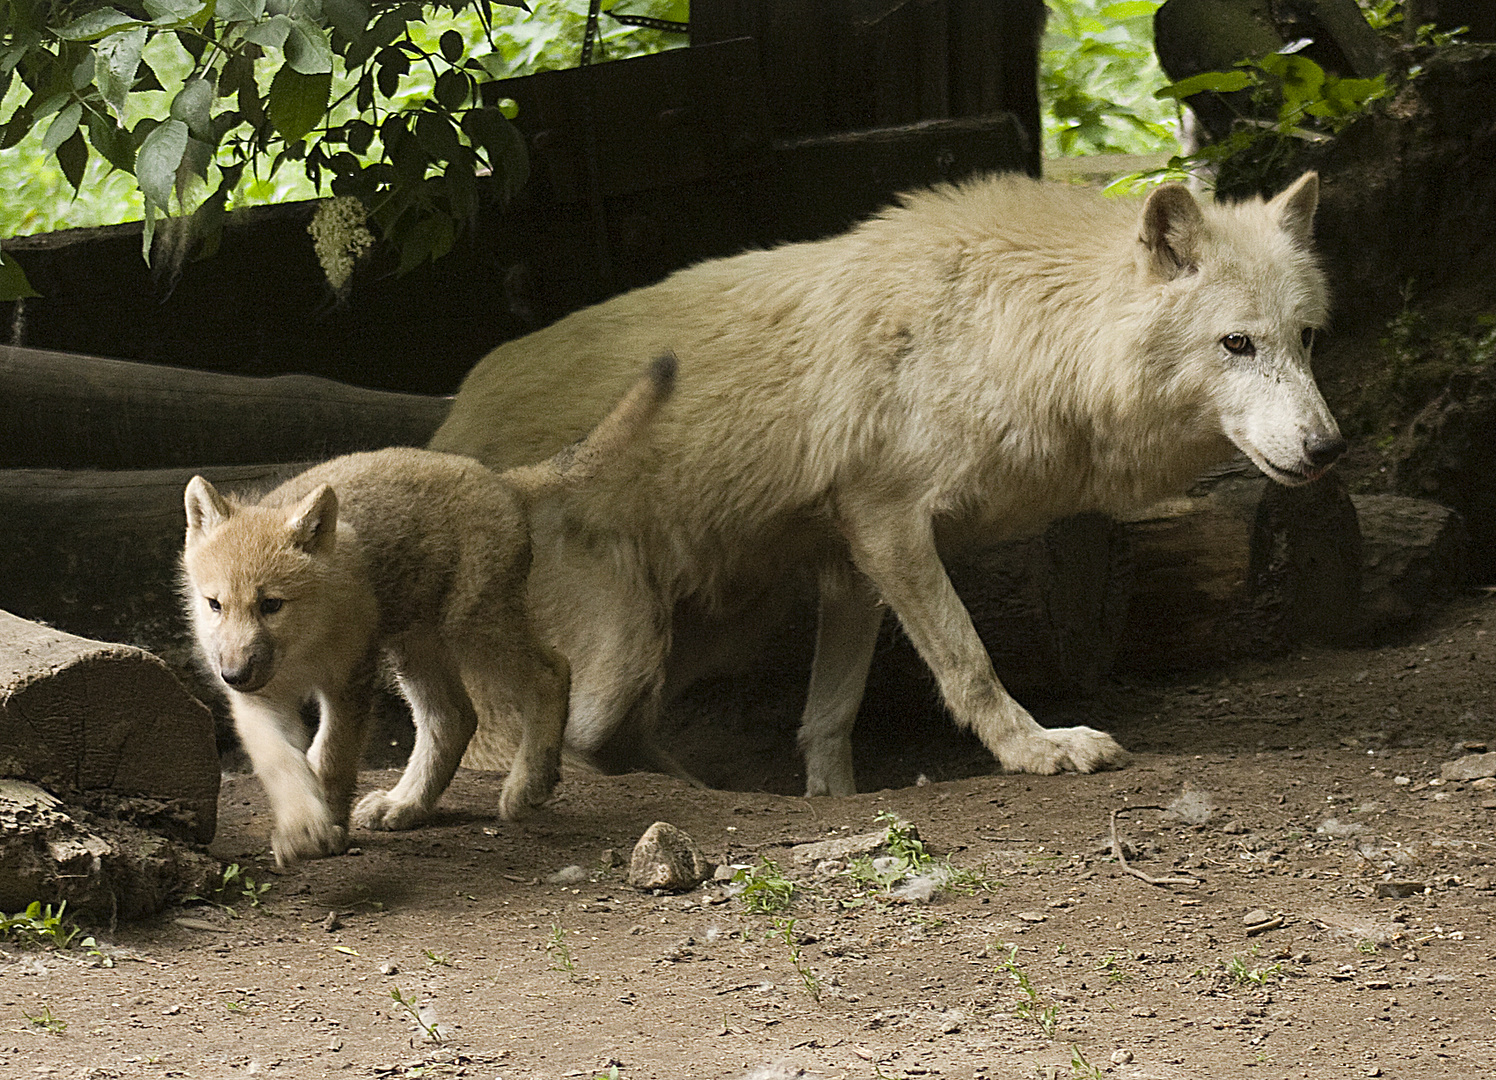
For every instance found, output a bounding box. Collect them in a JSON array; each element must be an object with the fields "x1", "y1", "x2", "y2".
[
  {"x1": 0, "y1": 778, "x2": 218, "y2": 921},
  {"x1": 1354, "y1": 493, "x2": 1470, "y2": 635},
  {"x1": 0, "y1": 610, "x2": 219, "y2": 845},
  {"x1": 0, "y1": 464, "x2": 295, "y2": 662},
  {"x1": 0, "y1": 345, "x2": 451, "y2": 470}
]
